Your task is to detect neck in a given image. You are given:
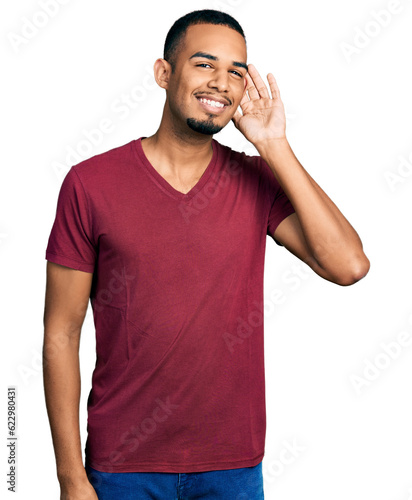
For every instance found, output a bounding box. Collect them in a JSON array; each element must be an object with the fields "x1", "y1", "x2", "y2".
[{"x1": 141, "y1": 105, "x2": 215, "y2": 177}]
